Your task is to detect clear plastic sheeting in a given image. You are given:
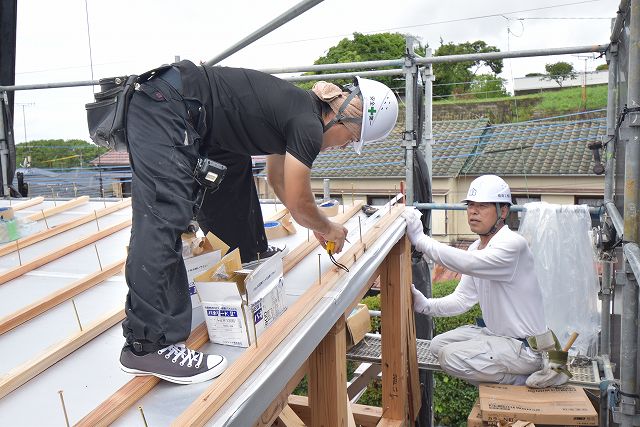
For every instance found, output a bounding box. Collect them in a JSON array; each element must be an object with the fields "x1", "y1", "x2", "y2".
[{"x1": 518, "y1": 202, "x2": 600, "y2": 356}]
